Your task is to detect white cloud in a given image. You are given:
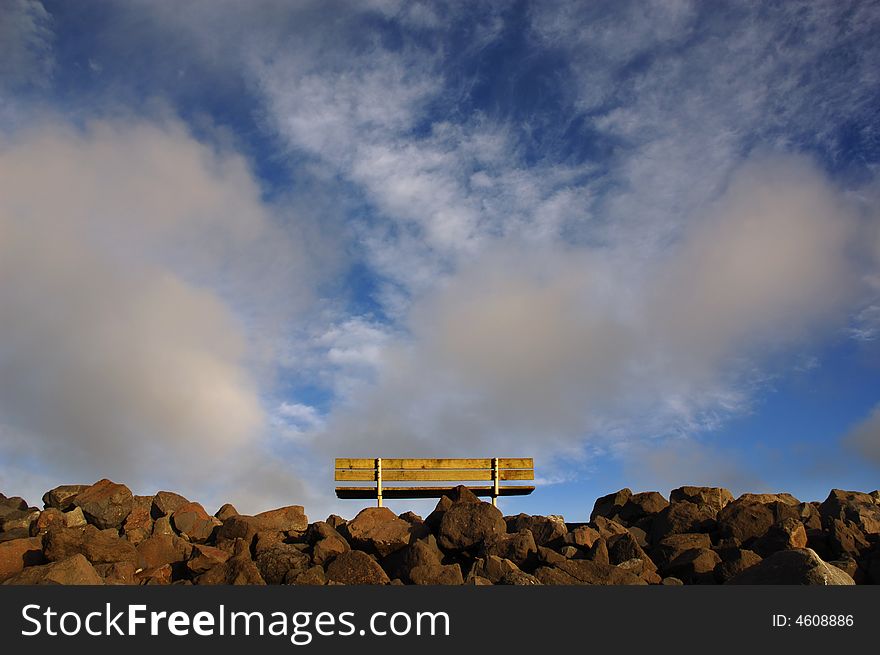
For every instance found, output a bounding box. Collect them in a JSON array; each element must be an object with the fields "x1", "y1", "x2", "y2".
[{"x1": 0, "y1": 116, "x2": 319, "y2": 509}]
